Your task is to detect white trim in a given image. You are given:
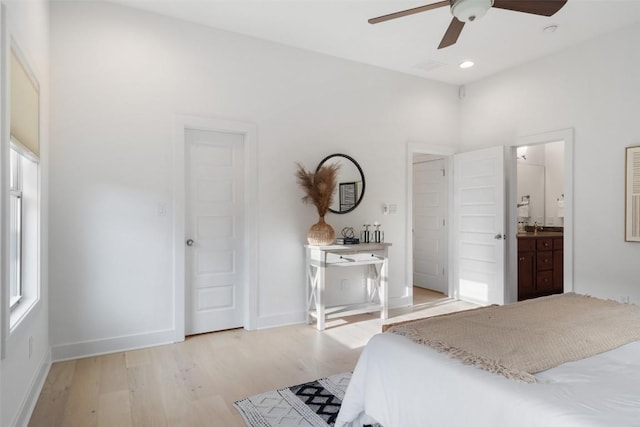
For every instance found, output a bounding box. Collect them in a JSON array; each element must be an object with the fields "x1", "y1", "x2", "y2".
[
  {"x1": 11, "y1": 348, "x2": 51, "y2": 427},
  {"x1": 508, "y1": 128, "x2": 574, "y2": 303},
  {"x1": 173, "y1": 115, "x2": 258, "y2": 342},
  {"x1": 388, "y1": 295, "x2": 412, "y2": 310},
  {"x1": 406, "y1": 143, "x2": 456, "y2": 303},
  {"x1": 1, "y1": 3, "x2": 9, "y2": 361},
  {"x1": 256, "y1": 312, "x2": 306, "y2": 330},
  {"x1": 254, "y1": 296, "x2": 411, "y2": 330},
  {"x1": 506, "y1": 145, "x2": 518, "y2": 303},
  {"x1": 51, "y1": 329, "x2": 175, "y2": 362}
]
